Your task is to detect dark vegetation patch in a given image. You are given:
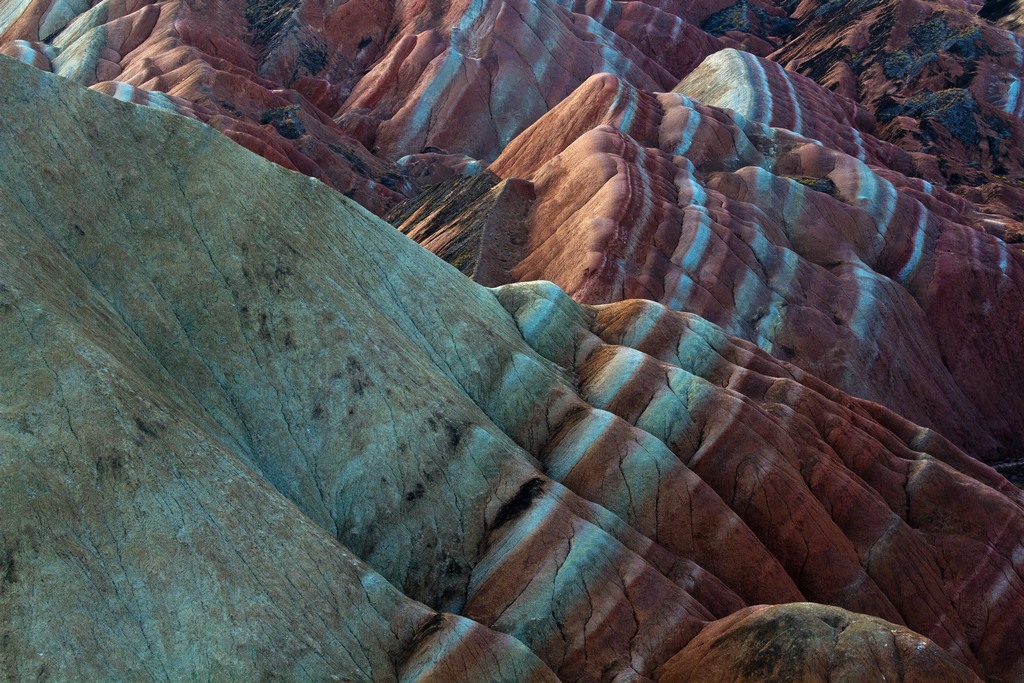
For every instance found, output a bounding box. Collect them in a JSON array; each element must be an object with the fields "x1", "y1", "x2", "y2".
[
  {"x1": 297, "y1": 41, "x2": 328, "y2": 76},
  {"x1": 702, "y1": 0, "x2": 794, "y2": 37},
  {"x1": 444, "y1": 557, "x2": 463, "y2": 576},
  {"x1": 883, "y1": 50, "x2": 938, "y2": 80},
  {"x1": 261, "y1": 105, "x2": 305, "y2": 139},
  {"x1": 220, "y1": 101, "x2": 243, "y2": 117},
  {"x1": 879, "y1": 88, "x2": 979, "y2": 143},
  {"x1": 245, "y1": 0, "x2": 300, "y2": 47},
  {"x1": 875, "y1": 14, "x2": 980, "y2": 81},
  {"x1": 994, "y1": 460, "x2": 1024, "y2": 487},
  {"x1": 95, "y1": 452, "x2": 126, "y2": 480},
  {"x1": 405, "y1": 482, "x2": 426, "y2": 502},
  {"x1": 342, "y1": 356, "x2": 375, "y2": 396},
  {"x1": 257, "y1": 311, "x2": 272, "y2": 342},
  {"x1": 441, "y1": 419, "x2": 464, "y2": 450},
  {"x1": 703, "y1": 1, "x2": 750, "y2": 34},
  {"x1": 979, "y1": 0, "x2": 1020, "y2": 22},
  {"x1": 380, "y1": 172, "x2": 403, "y2": 190},
  {"x1": 328, "y1": 143, "x2": 371, "y2": 176},
  {"x1": 133, "y1": 415, "x2": 164, "y2": 439},
  {"x1": 911, "y1": 15, "x2": 981, "y2": 58},
  {"x1": 791, "y1": 176, "x2": 837, "y2": 196}
]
